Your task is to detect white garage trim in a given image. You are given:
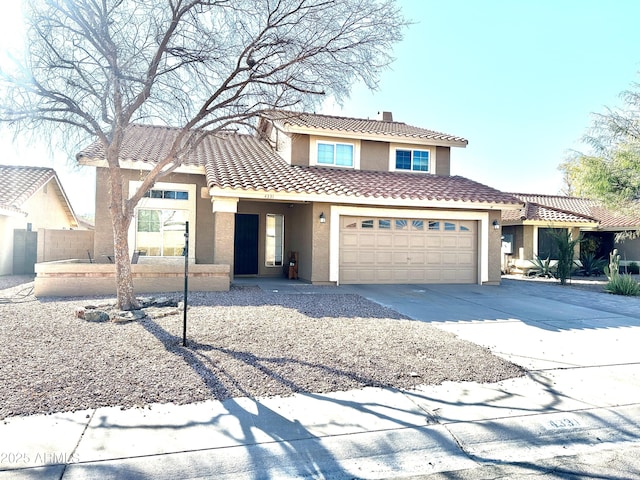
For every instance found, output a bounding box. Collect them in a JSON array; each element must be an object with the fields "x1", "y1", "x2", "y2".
[{"x1": 330, "y1": 205, "x2": 490, "y2": 284}]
